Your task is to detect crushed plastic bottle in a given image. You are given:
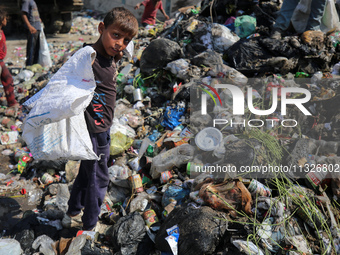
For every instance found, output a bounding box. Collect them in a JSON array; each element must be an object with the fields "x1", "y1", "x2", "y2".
[{"x1": 150, "y1": 144, "x2": 195, "y2": 179}]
